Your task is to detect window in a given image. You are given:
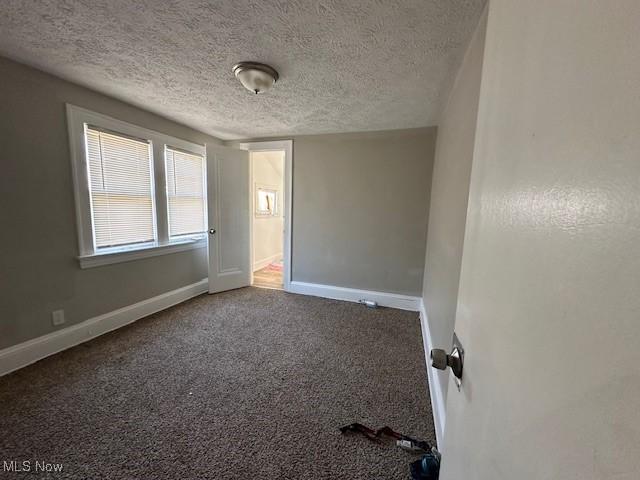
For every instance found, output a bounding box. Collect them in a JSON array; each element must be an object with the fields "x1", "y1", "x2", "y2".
[
  {"x1": 86, "y1": 127, "x2": 156, "y2": 248},
  {"x1": 165, "y1": 147, "x2": 206, "y2": 237},
  {"x1": 67, "y1": 104, "x2": 207, "y2": 268},
  {"x1": 255, "y1": 186, "x2": 279, "y2": 217}
]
